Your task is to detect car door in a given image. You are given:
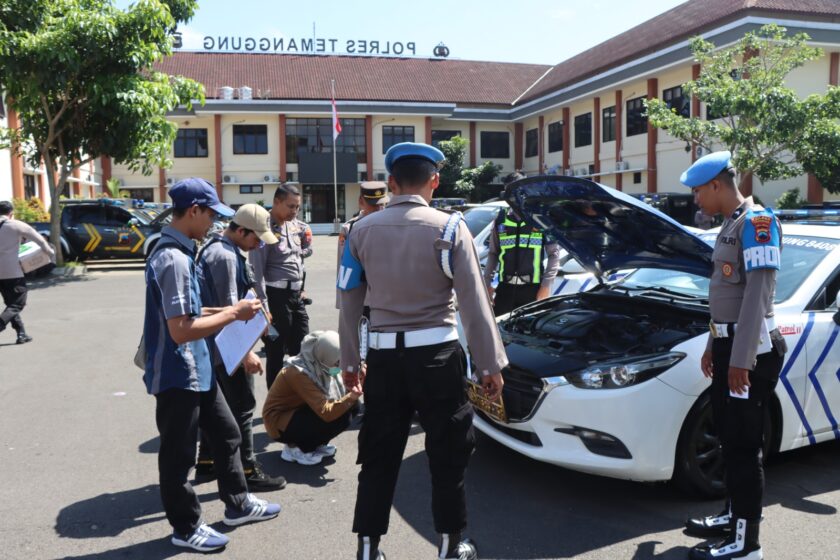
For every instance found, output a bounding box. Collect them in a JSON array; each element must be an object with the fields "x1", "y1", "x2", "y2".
[
  {"x1": 800, "y1": 265, "x2": 840, "y2": 443},
  {"x1": 98, "y1": 206, "x2": 146, "y2": 257},
  {"x1": 62, "y1": 205, "x2": 106, "y2": 257}
]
